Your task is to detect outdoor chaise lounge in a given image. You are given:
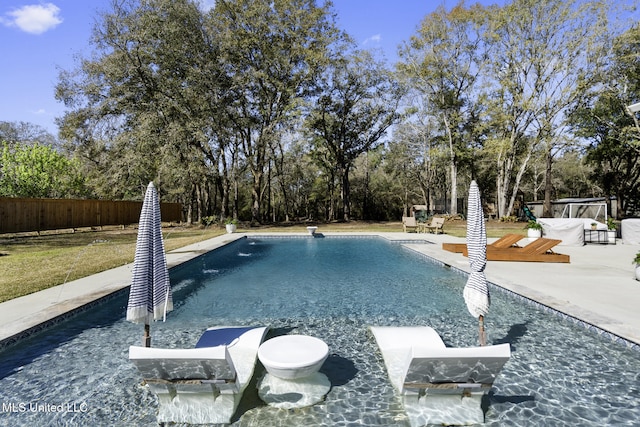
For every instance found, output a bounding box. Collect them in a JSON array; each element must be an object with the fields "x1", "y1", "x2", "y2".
[
  {"x1": 443, "y1": 235, "x2": 569, "y2": 263},
  {"x1": 442, "y1": 233, "x2": 524, "y2": 254},
  {"x1": 370, "y1": 326, "x2": 510, "y2": 426},
  {"x1": 484, "y1": 237, "x2": 570, "y2": 263},
  {"x1": 129, "y1": 326, "x2": 268, "y2": 425}
]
